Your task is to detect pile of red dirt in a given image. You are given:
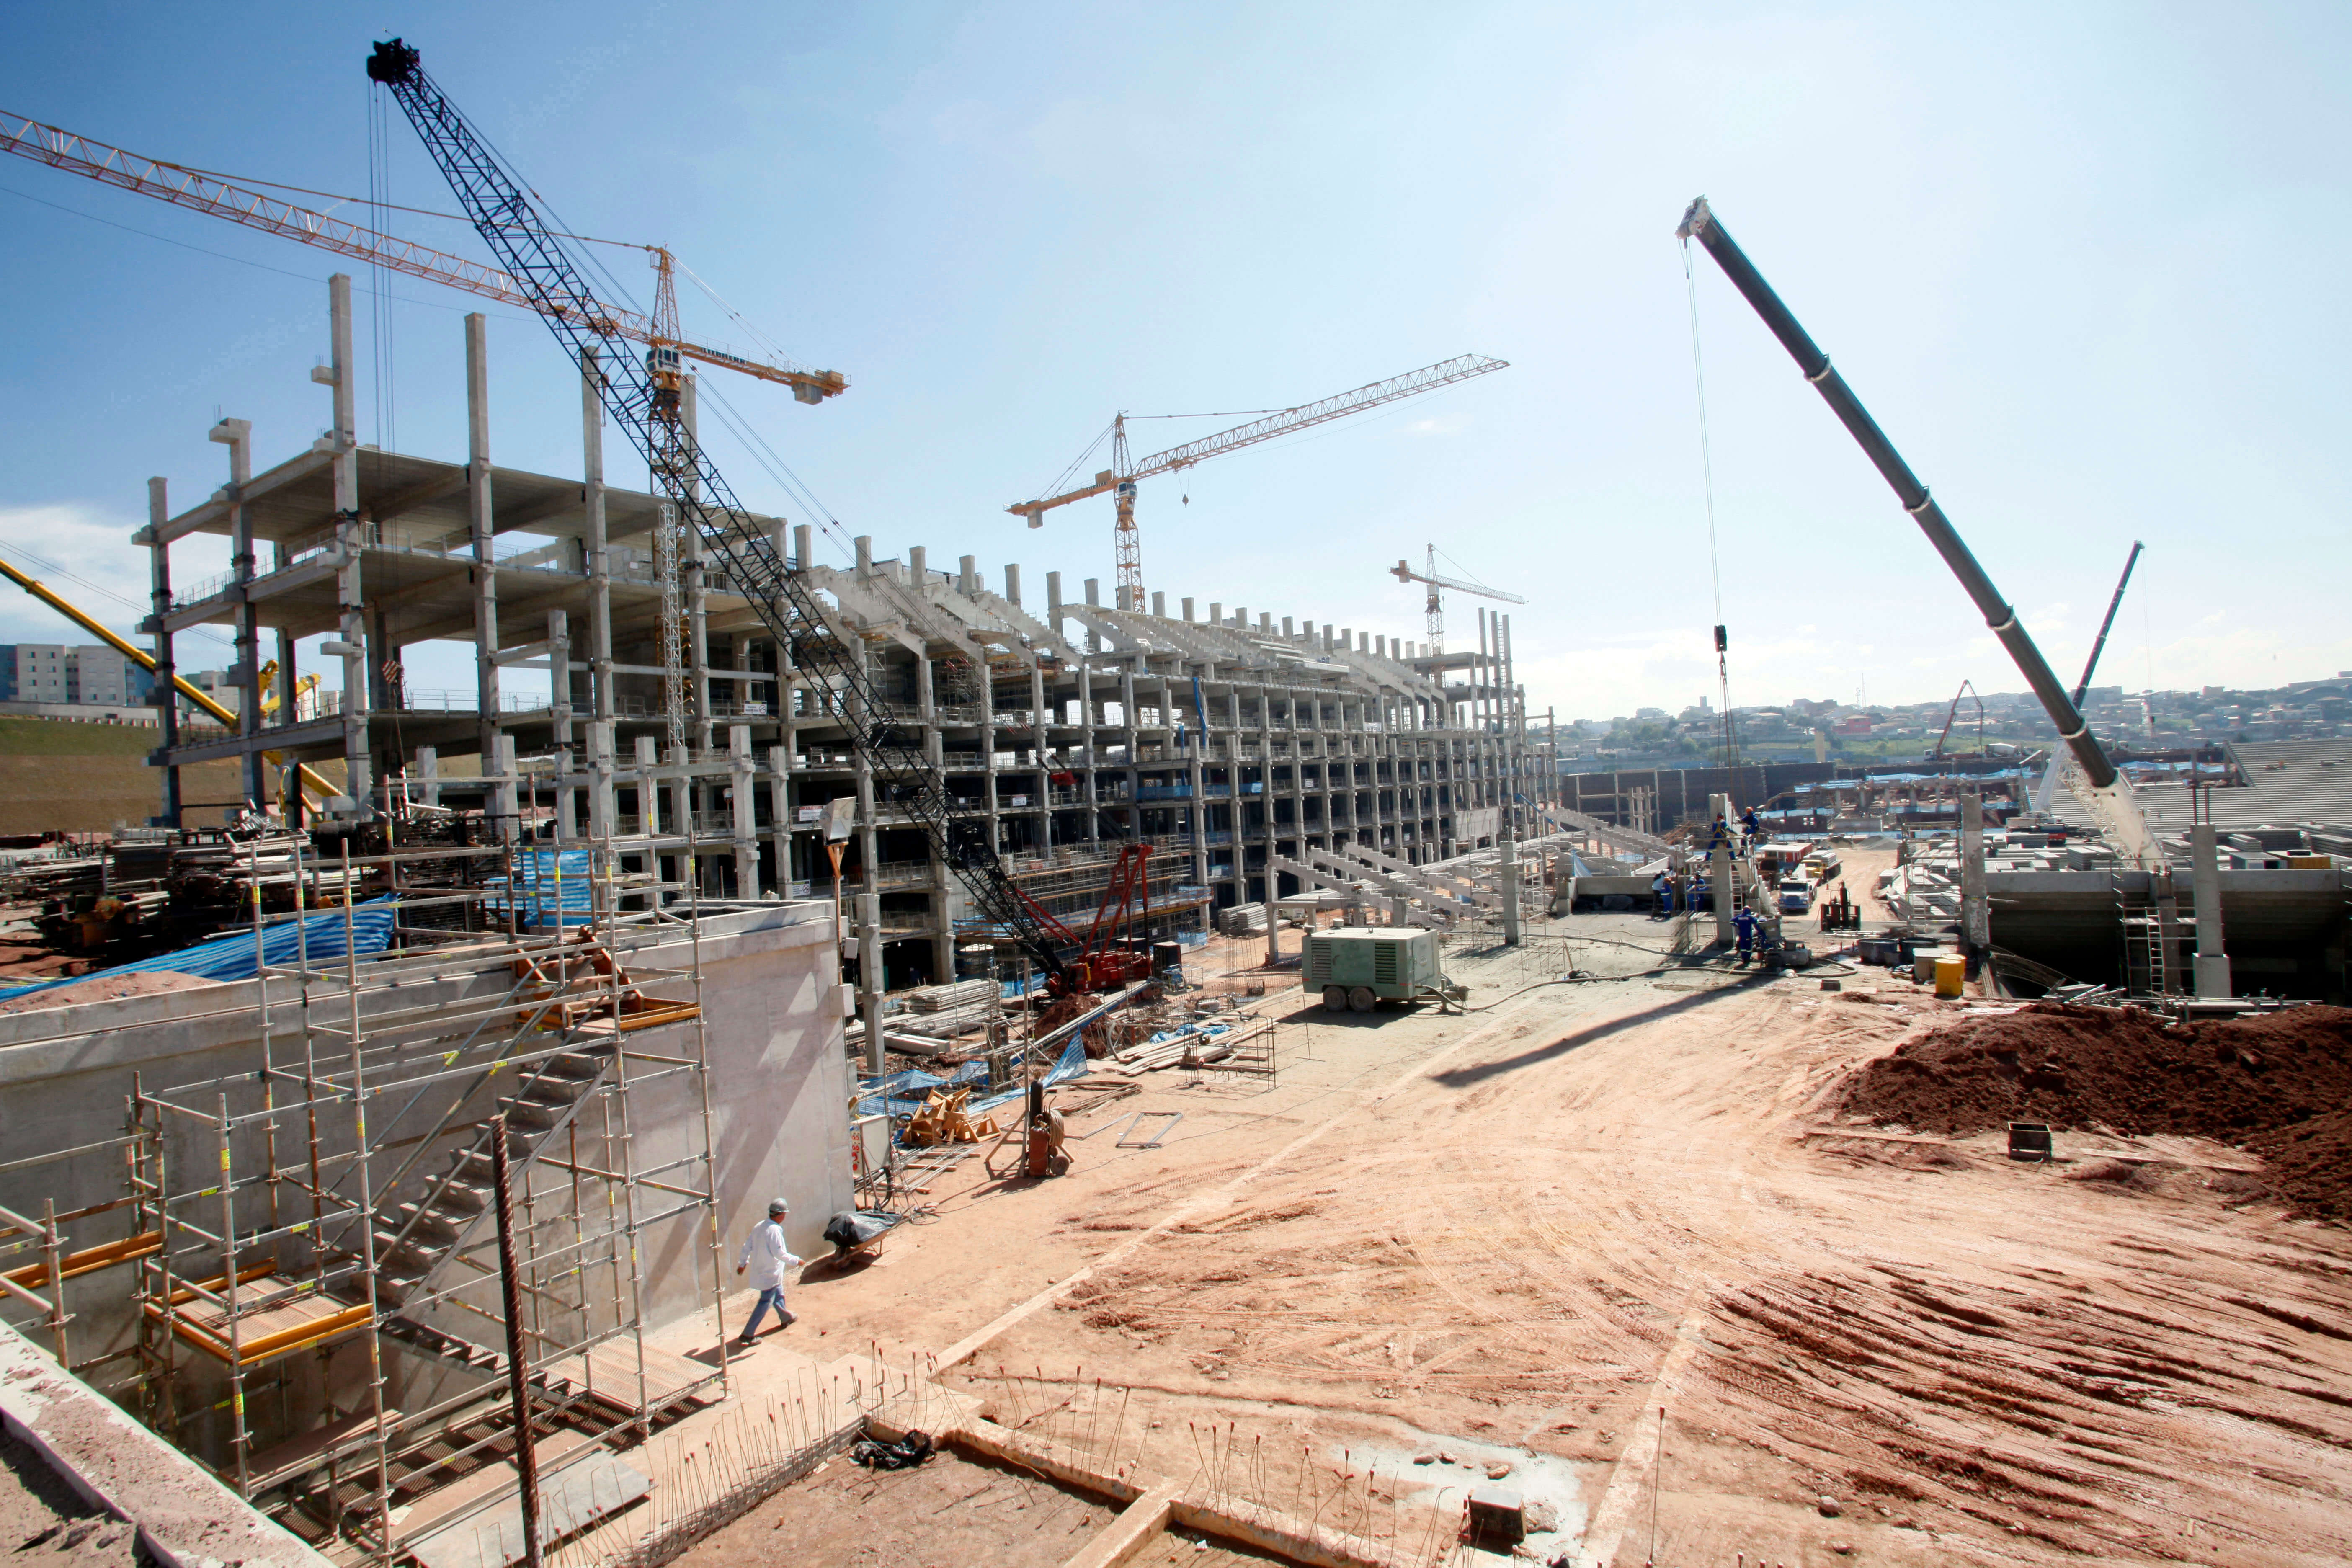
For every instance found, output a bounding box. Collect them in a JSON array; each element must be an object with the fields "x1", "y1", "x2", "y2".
[{"x1": 1837, "y1": 1003, "x2": 2352, "y2": 1221}]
